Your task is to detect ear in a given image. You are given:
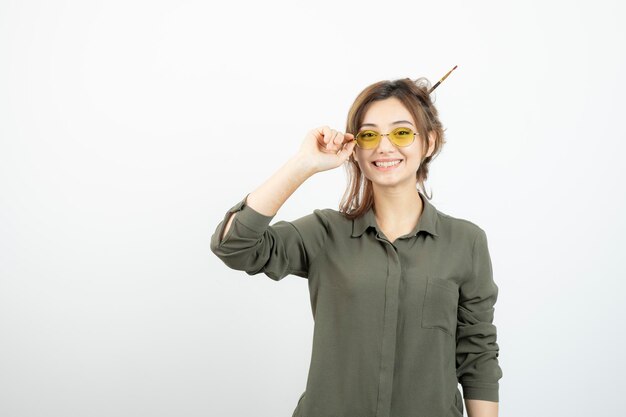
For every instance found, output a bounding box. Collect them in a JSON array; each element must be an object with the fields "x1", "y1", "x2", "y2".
[{"x1": 426, "y1": 131, "x2": 436, "y2": 158}]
